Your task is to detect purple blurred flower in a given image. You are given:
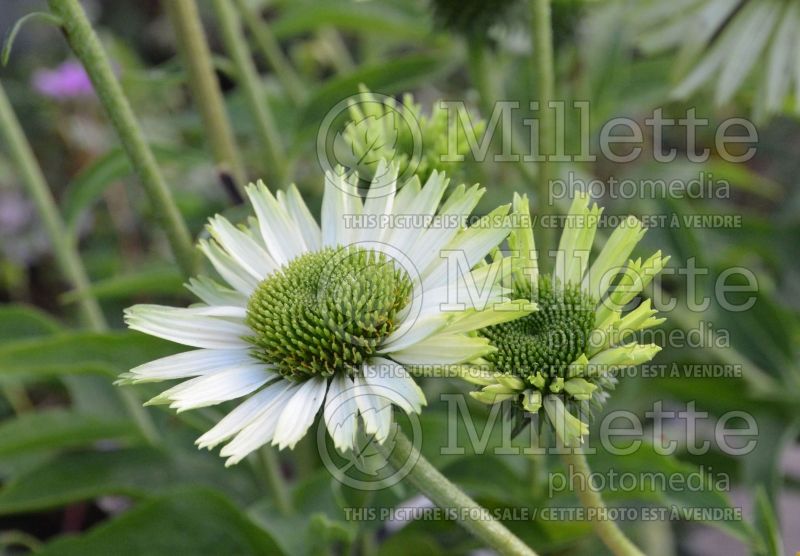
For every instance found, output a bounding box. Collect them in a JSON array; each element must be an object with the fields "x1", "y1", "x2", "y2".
[{"x1": 32, "y1": 60, "x2": 94, "y2": 100}]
